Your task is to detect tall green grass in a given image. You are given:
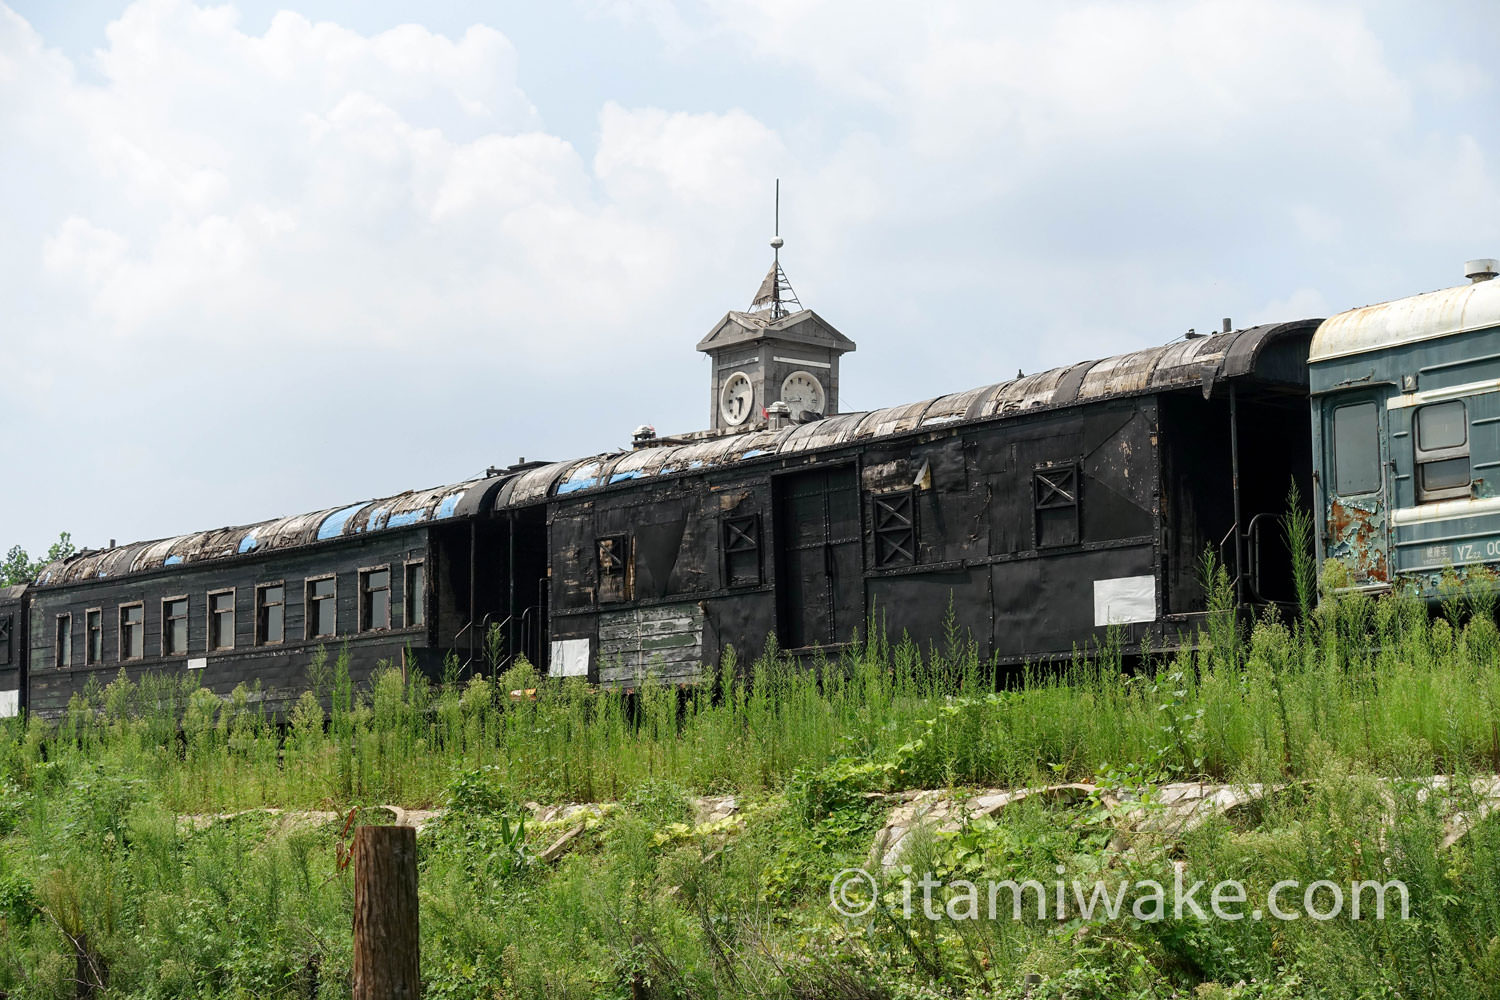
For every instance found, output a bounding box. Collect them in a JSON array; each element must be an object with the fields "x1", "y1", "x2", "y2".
[
  {"x1": 4, "y1": 575, "x2": 1500, "y2": 998},
  {"x1": 8, "y1": 580, "x2": 1500, "y2": 816}
]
